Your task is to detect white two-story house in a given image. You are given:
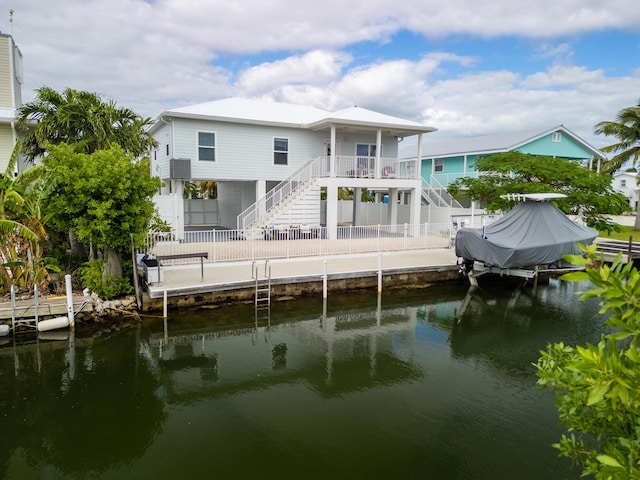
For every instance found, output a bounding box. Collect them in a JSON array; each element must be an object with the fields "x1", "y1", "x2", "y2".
[
  {"x1": 149, "y1": 98, "x2": 436, "y2": 239},
  {"x1": 612, "y1": 171, "x2": 639, "y2": 210}
]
